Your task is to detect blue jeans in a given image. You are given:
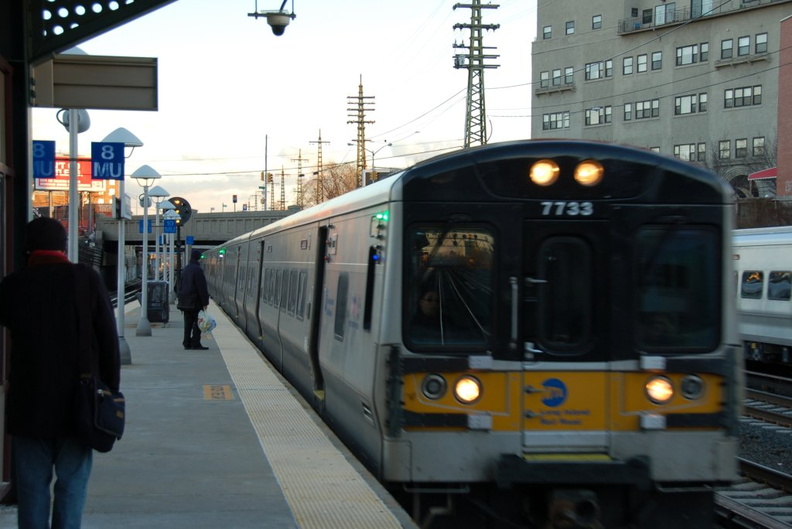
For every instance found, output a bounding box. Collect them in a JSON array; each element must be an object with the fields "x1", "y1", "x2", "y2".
[{"x1": 13, "y1": 436, "x2": 93, "y2": 529}]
